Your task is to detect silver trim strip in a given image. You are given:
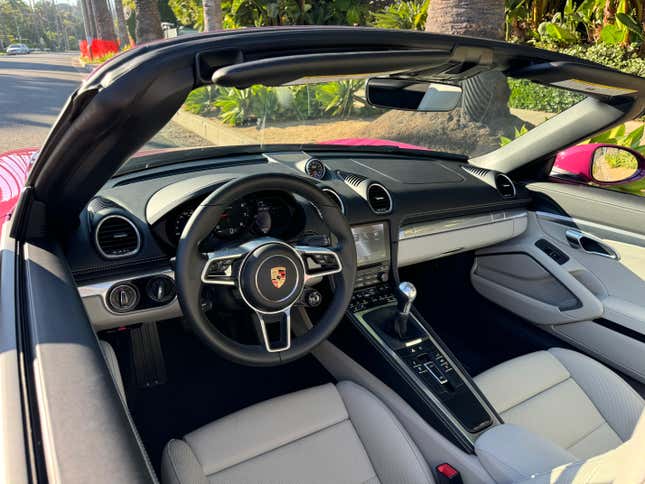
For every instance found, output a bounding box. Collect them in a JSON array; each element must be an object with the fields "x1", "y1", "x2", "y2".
[
  {"x1": 351, "y1": 304, "x2": 499, "y2": 442},
  {"x1": 94, "y1": 214, "x2": 142, "y2": 259},
  {"x1": 321, "y1": 188, "x2": 345, "y2": 215},
  {"x1": 399, "y1": 209, "x2": 527, "y2": 241}
]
